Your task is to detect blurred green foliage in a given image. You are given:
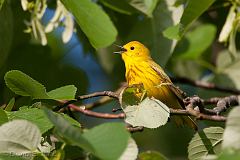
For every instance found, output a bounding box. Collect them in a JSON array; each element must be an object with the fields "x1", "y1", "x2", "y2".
[{"x1": 0, "y1": 0, "x2": 240, "y2": 159}]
